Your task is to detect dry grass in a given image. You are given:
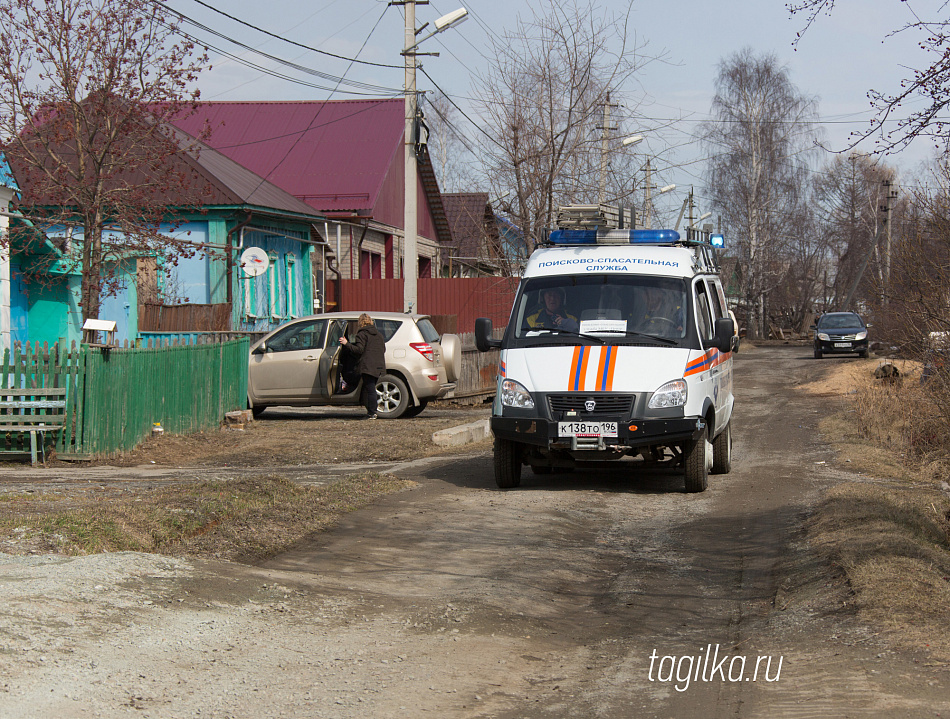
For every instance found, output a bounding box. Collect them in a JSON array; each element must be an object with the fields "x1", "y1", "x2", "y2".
[
  {"x1": 804, "y1": 356, "x2": 950, "y2": 659},
  {"x1": 58, "y1": 406, "x2": 492, "y2": 469},
  {"x1": 0, "y1": 473, "x2": 414, "y2": 562},
  {"x1": 810, "y1": 484, "x2": 950, "y2": 659}
]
